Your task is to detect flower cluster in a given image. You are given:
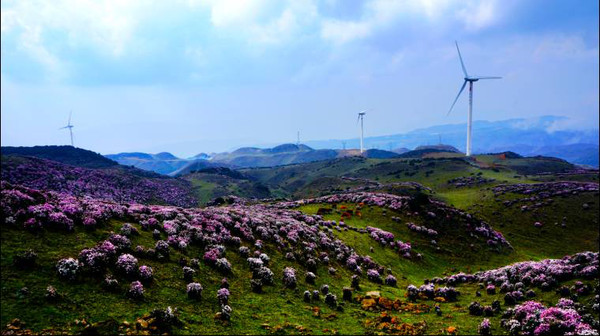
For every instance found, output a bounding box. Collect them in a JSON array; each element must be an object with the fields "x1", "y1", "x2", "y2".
[
  {"x1": 115, "y1": 254, "x2": 139, "y2": 276},
  {"x1": 429, "y1": 252, "x2": 598, "y2": 294},
  {"x1": 186, "y1": 282, "x2": 203, "y2": 300},
  {"x1": 501, "y1": 300, "x2": 598, "y2": 336},
  {"x1": 282, "y1": 267, "x2": 297, "y2": 288},
  {"x1": 56, "y1": 258, "x2": 80, "y2": 281},
  {"x1": 407, "y1": 223, "x2": 438, "y2": 237},
  {"x1": 277, "y1": 191, "x2": 510, "y2": 248},
  {"x1": 1, "y1": 156, "x2": 197, "y2": 207},
  {"x1": 217, "y1": 288, "x2": 230, "y2": 305},
  {"x1": 128, "y1": 281, "x2": 144, "y2": 299},
  {"x1": 139, "y1": 265, "x2": 153, "y2": 282},
  {"x1": 366, "y1": 226, "x2": 395, "y2": 244}
]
